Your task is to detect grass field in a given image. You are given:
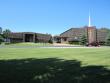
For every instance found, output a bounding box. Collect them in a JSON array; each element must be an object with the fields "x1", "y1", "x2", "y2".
[
  {"x1": 1, "y1": 42, "x2": 53, "y2": 46},
  {"x1": 0, "y1": 47, "x2": 110, "y2": 83}
]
